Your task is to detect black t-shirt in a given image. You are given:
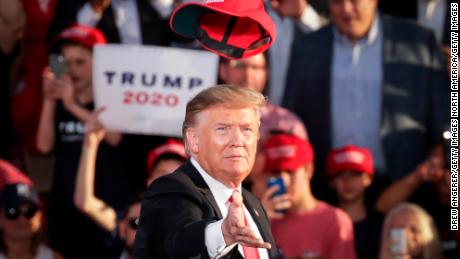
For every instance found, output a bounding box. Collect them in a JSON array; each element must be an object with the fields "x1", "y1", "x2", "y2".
[
  {"x1": 48, "y1": 102, "x2": 133, "y2": 259},
  {"x1": 353, "y1": 210, "x2": 384, "y2": 259},
  {"x1": 411, "y1": 183, "x2": 460, "y2": 259}
]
